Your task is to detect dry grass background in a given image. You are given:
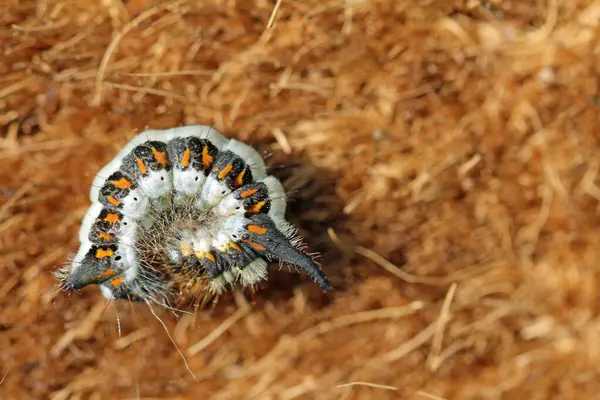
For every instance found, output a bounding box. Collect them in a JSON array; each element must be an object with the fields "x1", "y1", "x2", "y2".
[{"x1": 2, "y1": 0, "x2": 600, "y2": 398}]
